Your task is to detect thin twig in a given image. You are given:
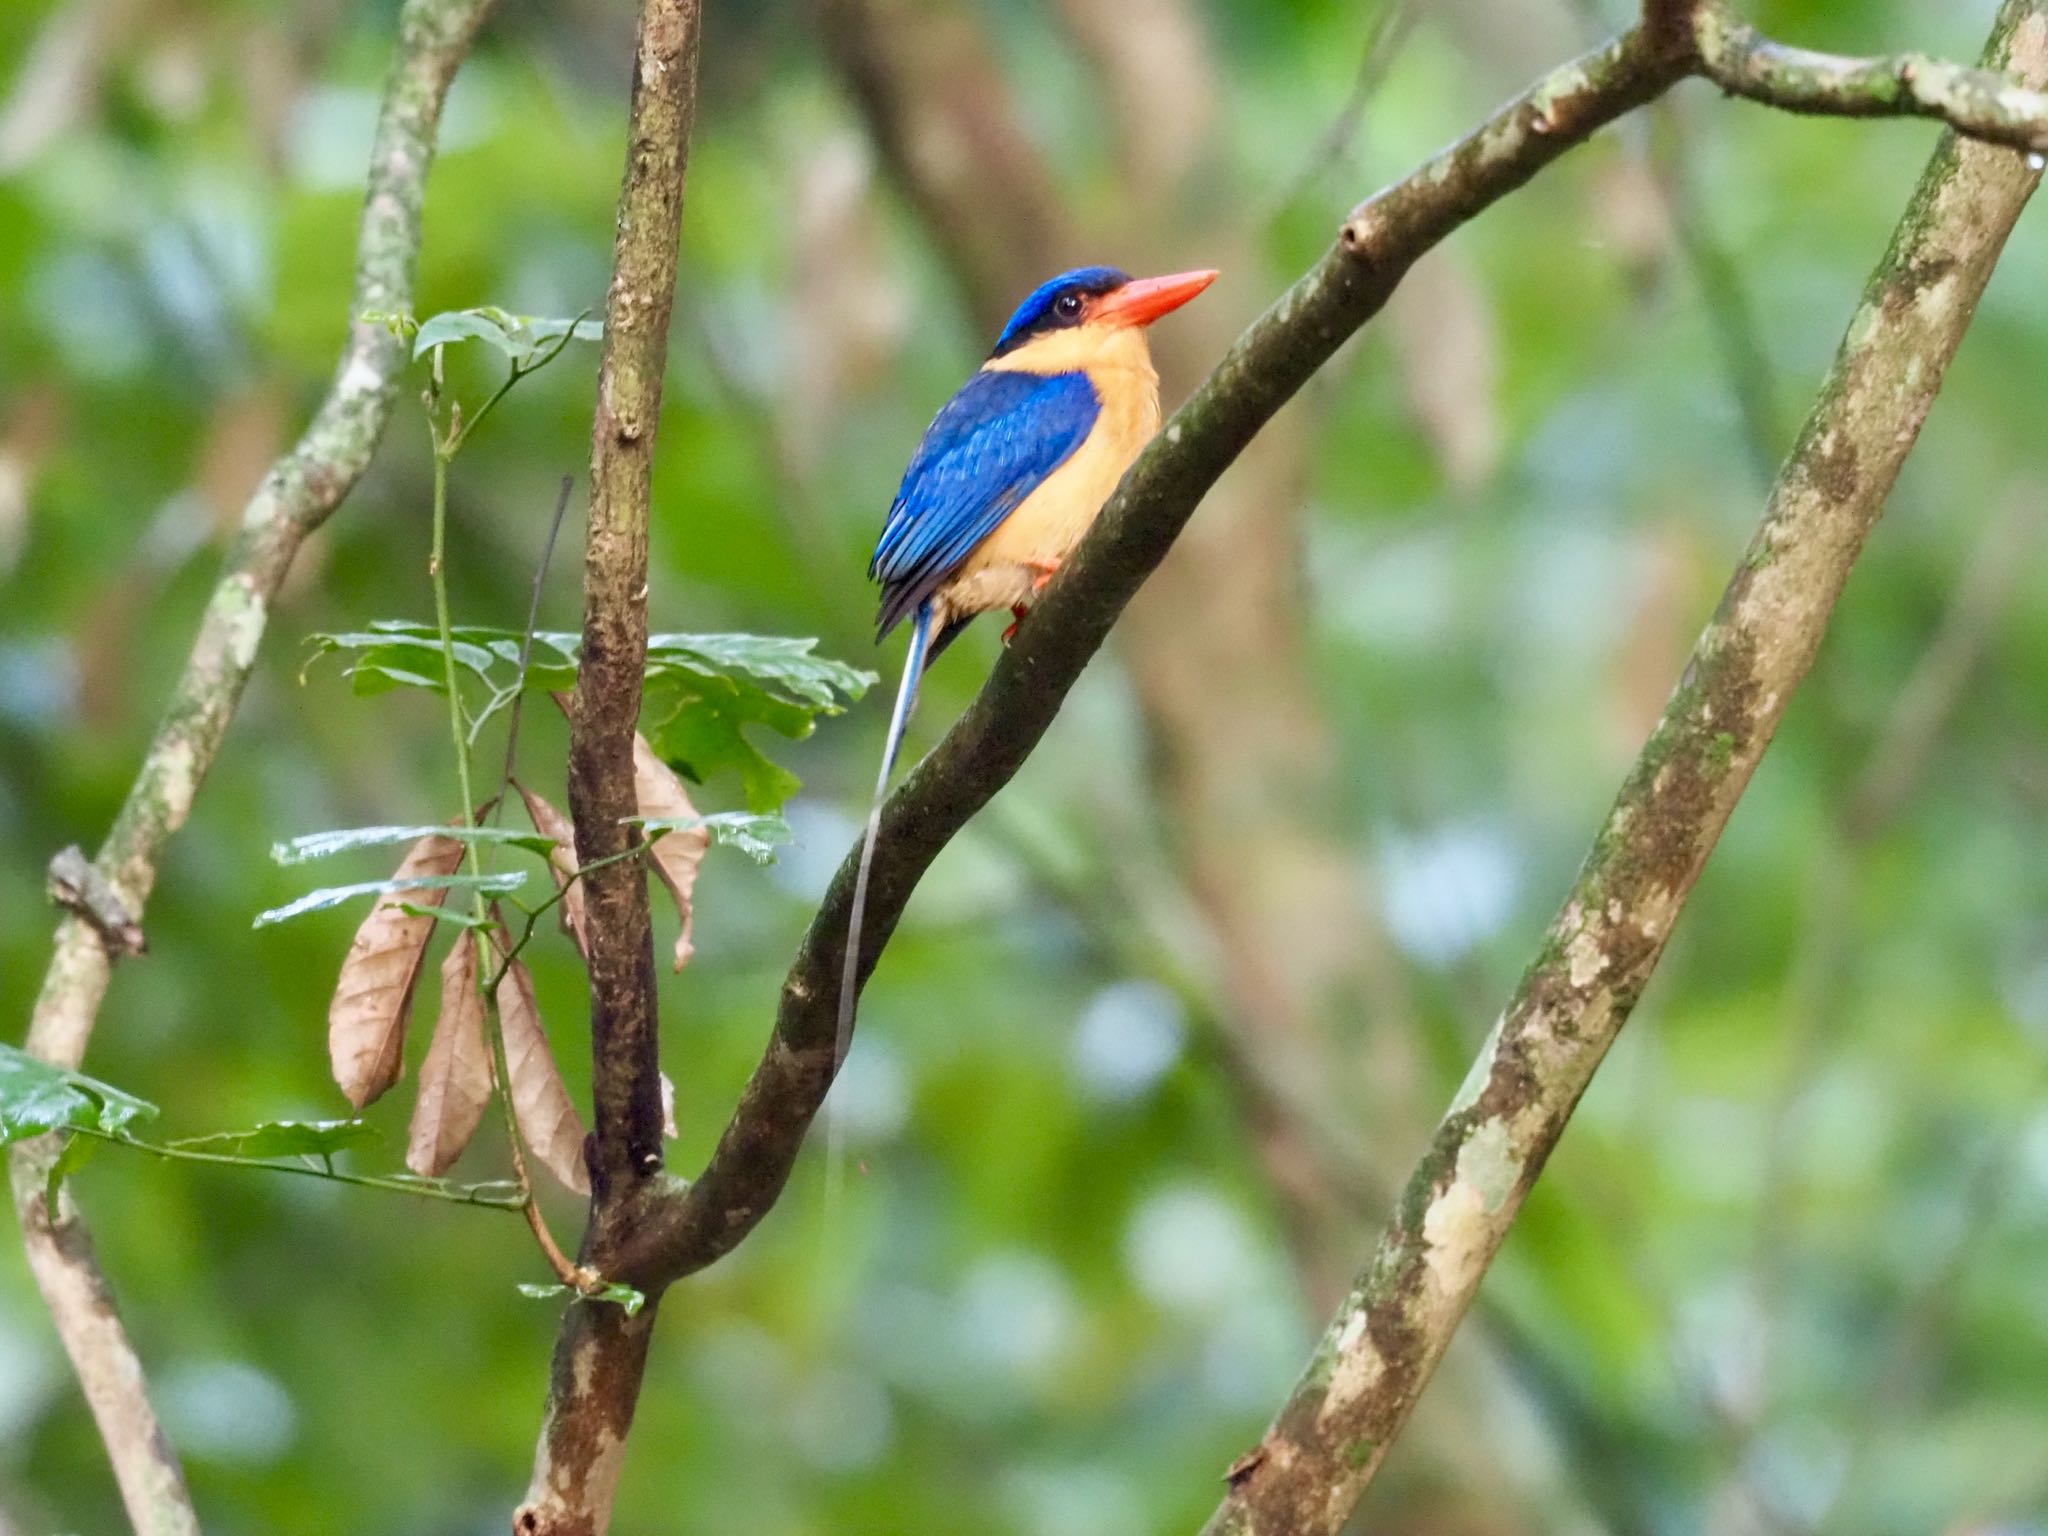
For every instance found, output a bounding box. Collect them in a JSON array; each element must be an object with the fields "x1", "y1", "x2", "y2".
[
  {"x1": 494, "y1": 474, "x2": 577, "y2": 811},
  {"x1": 1265, "y1": 0, "x2": 1417, "y2": 218},
  {"x1": 67, "y1": 1128, "x2": 528, "y2": 1209},
  {"x1": 8, "y1": 3, "x2": 498, "y2": 1531}
]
